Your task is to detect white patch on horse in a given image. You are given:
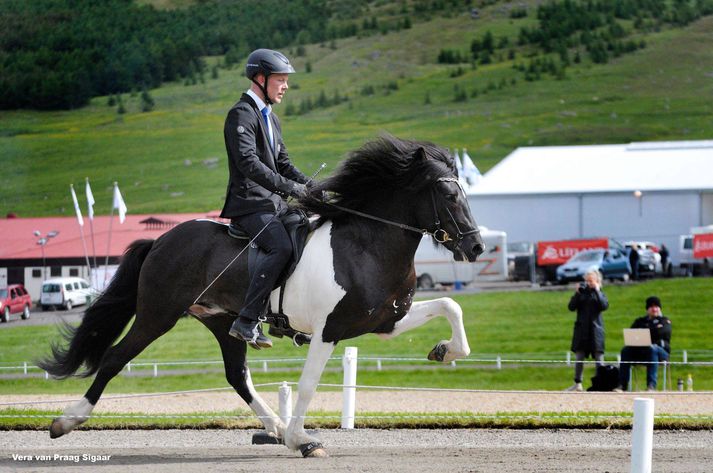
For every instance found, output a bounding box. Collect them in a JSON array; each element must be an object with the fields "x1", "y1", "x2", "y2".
[
  {"x1": 271, "y1": 222, "x2": 346, "y2": 334},
  {"x1": 244, "y1": 367, "x2": 283, "y2": 437}
]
